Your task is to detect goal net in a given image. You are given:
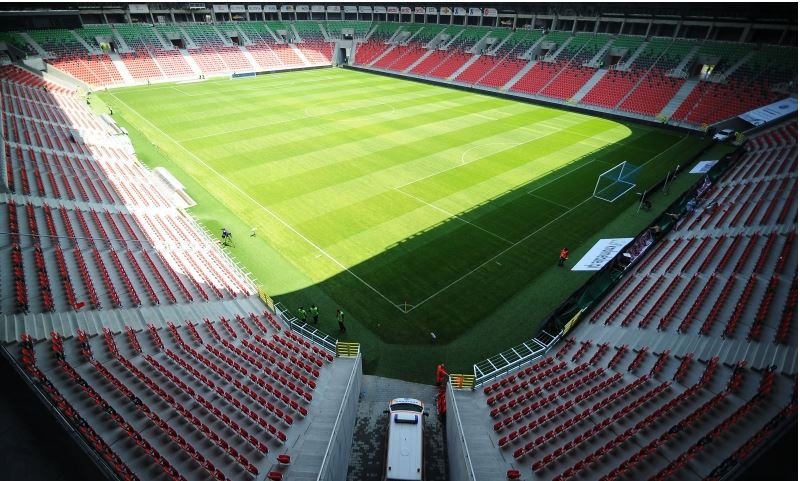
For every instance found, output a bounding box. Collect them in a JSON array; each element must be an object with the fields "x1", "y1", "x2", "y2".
[{"x1": 593, "y1": 161, "x2": 640, "y2": 202}]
